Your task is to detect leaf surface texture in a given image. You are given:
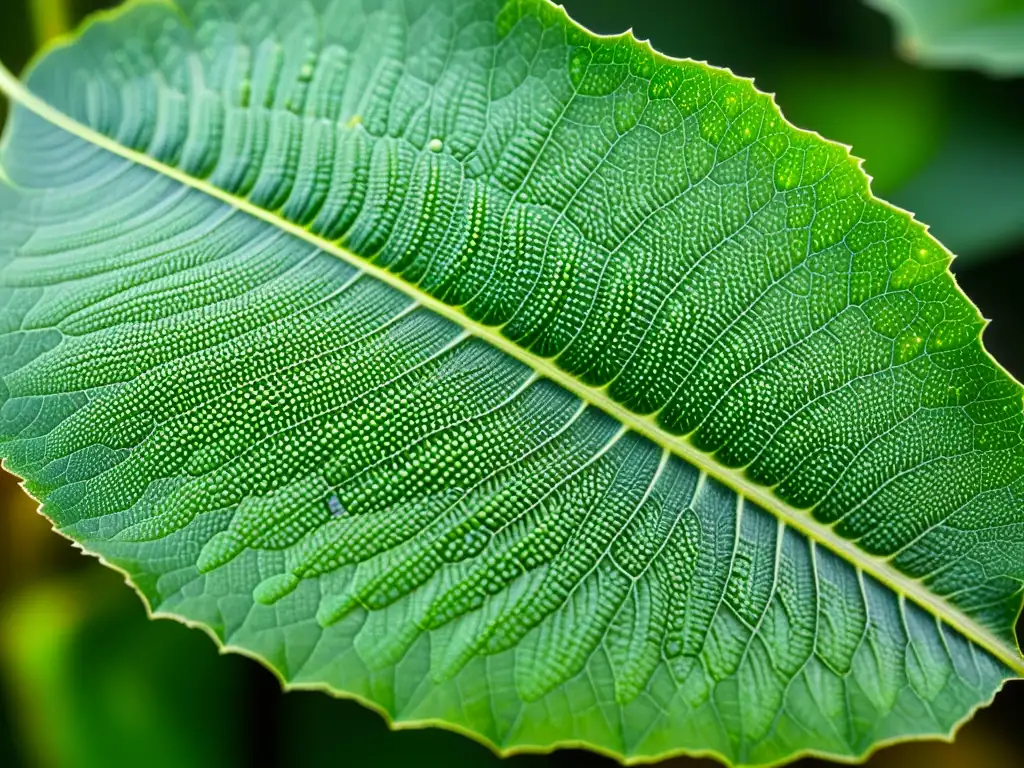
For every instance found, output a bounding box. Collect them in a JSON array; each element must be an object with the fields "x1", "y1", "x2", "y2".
[{"x1": 1, "y1": 1, "x2": 1022, "y2": 764}]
